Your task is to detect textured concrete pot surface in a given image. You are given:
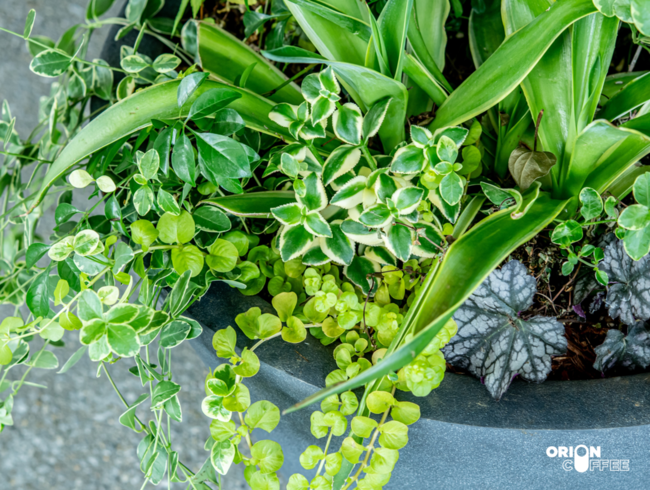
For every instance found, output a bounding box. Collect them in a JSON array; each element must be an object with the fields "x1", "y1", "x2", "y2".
[{"x1": 187, "y1": 283, "x2": 650, "y2": 489}]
